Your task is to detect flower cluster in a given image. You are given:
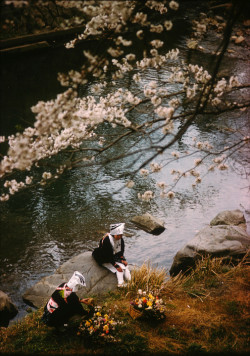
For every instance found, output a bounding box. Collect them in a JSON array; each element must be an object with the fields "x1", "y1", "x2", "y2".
[
  {"x1": 138, "y1": 190, "x2": 154, "y2": 201},
  {"x1": 77, "y1": 307, "x2": 121, "y2": 343},
  {"x1": 0, "y1": 1, "x2": 246, "y2": 203},
  {"x1": 130, "y1": 290, "x2": 166, "y2": 321}
]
